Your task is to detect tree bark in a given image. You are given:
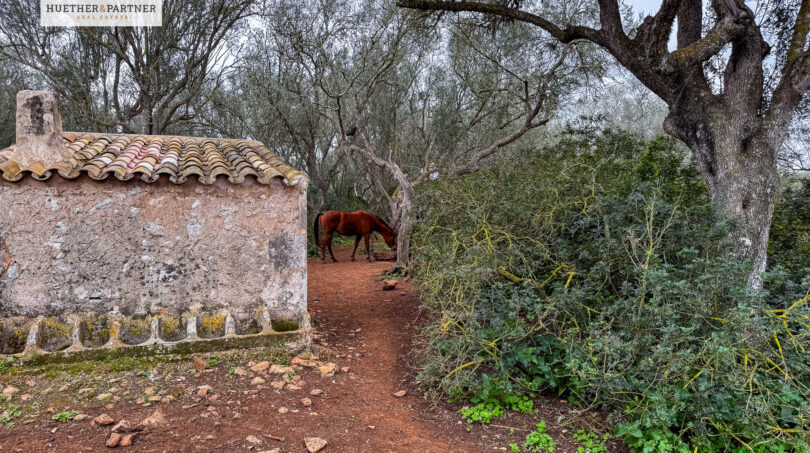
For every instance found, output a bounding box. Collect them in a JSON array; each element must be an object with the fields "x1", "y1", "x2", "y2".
[
  {"x1": 389, "y1": 186, "x2": 415, "y2": 270},
  {"x1": 664, "y1": 100, "x2": 779, "y2": 288}
]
